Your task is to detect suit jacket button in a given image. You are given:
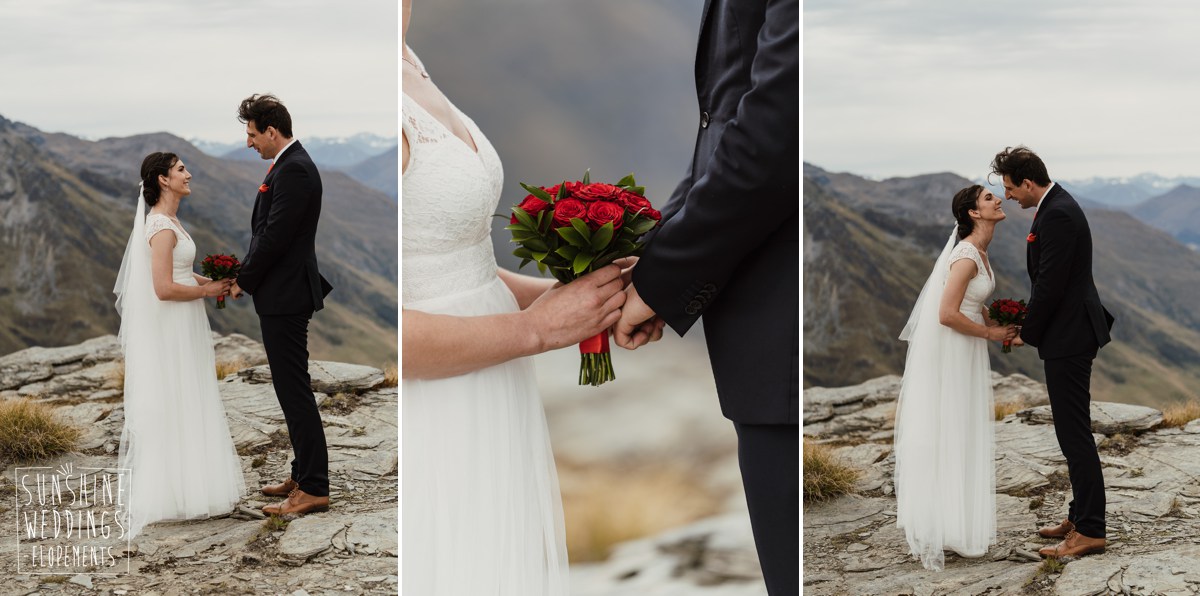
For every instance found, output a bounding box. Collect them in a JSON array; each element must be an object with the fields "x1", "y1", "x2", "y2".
[
  {"x1": 702, "y1": 283, "x2": 717, "y2": 292},
  {"x1": 700, "y1": 112, "x2": 710, "y2": 129}
]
